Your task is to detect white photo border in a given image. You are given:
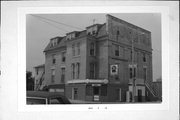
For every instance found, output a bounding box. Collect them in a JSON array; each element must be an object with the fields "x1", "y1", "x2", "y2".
[{"x1": 17, "y1": 6, "x2": 170, "y2": 112}]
